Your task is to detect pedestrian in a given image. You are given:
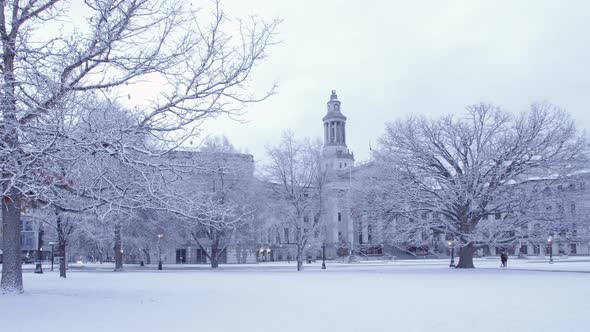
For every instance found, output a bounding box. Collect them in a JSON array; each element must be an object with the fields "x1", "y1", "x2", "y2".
[{"x1": 500, "y1": 252, "x2": 508, "y2": 268}]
